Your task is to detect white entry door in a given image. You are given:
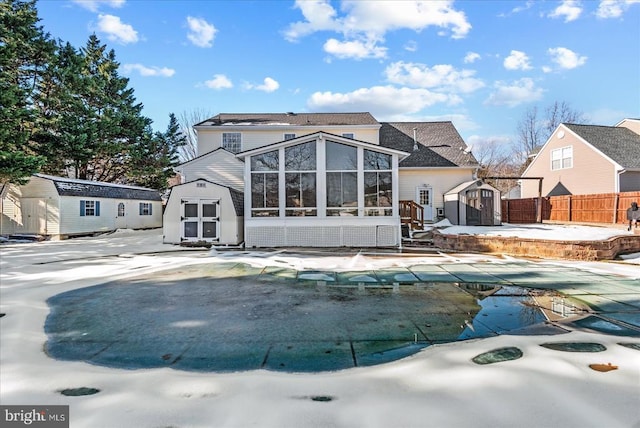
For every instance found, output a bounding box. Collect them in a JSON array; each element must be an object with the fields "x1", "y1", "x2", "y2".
[
  {"x1": 181, "y1": 199, "x2": 219, "y2": 242},
  {"x1": 416, "y1": 186, "x2": 434, "y2": 222}
]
